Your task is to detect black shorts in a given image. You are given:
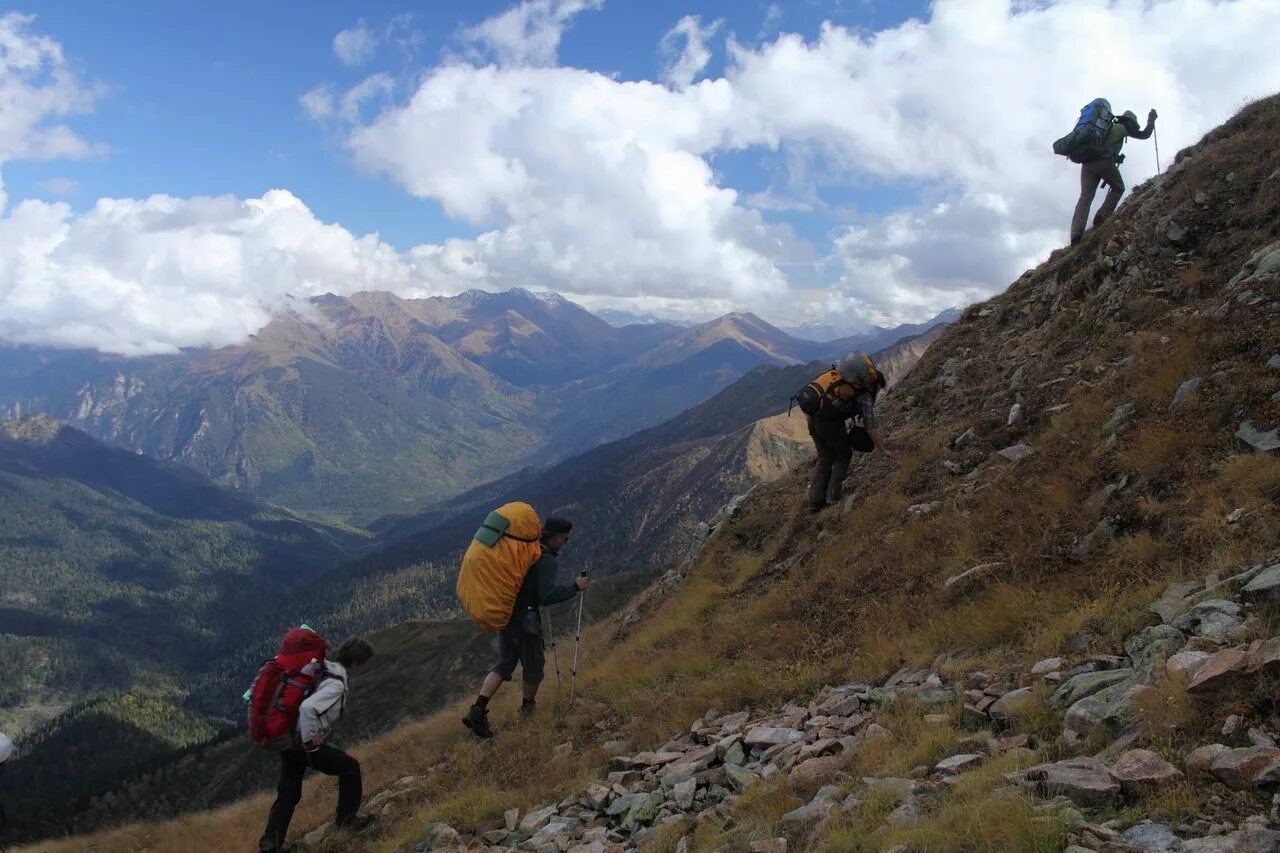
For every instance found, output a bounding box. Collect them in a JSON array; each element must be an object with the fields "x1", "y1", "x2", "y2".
[{"x1": 492, "y1": 613, "x2": 545, "y2": 685}]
